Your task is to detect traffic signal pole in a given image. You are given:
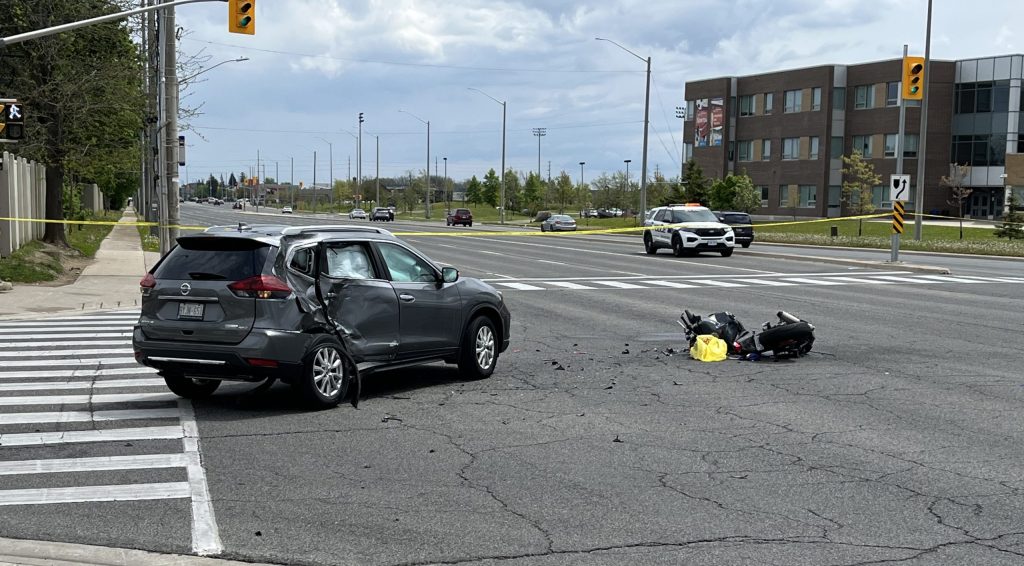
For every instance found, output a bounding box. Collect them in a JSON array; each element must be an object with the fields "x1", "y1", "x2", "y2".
[
  {"x1": 892, "y1": 44, "x2": 909, "y2": 264},
  {"x1": 913, "y1": 0, "x2": 934, "y2": 241}
]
